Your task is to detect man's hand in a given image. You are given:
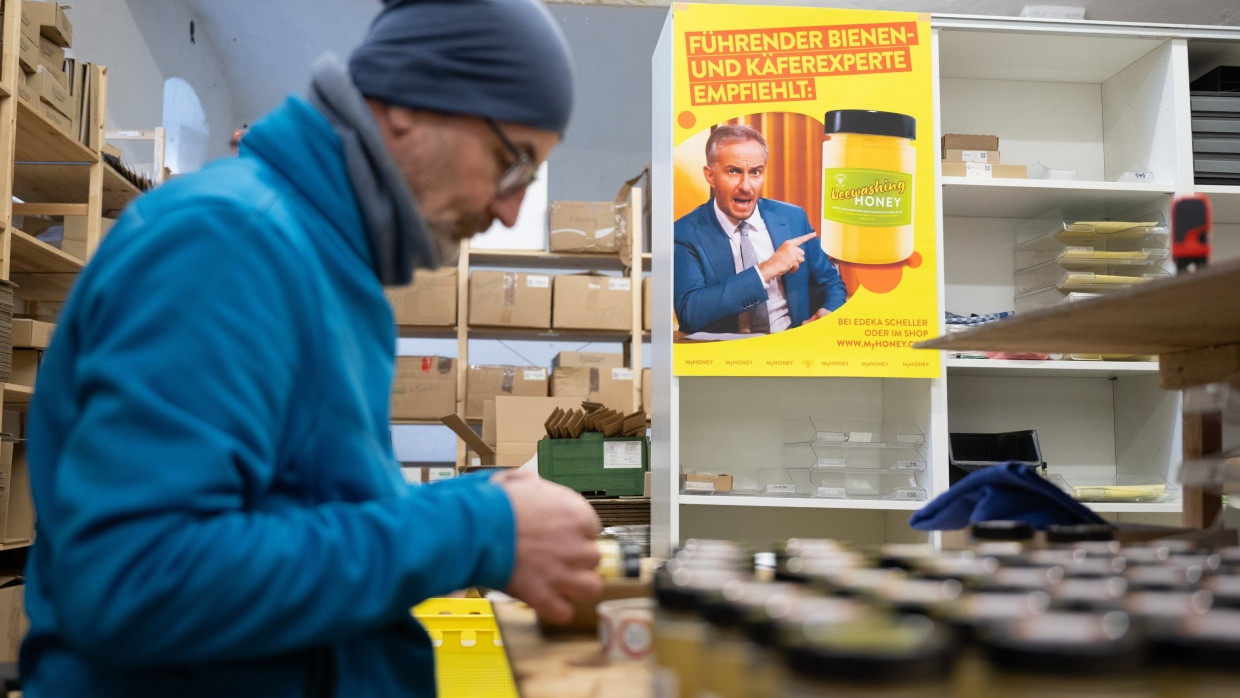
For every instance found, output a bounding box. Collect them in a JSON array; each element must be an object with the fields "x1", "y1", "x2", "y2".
[
  {"x1": 491, "y1": 468, "x2": 603, "y2": 623},
  {"x1": 757, "y1": 232, "x2": 817, "y2": 281},
  {"x1": 801, "y1": 308, "x2": 832, "y2": 325}
]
